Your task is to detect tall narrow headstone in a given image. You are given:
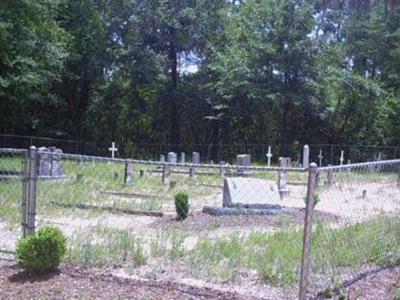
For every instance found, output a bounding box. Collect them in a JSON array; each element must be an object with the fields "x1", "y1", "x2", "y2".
[
  {"x1": 124, "y1": 161, "x2": 133, "y2": 184},
  {"x1": 160, "y1": 154, "x2": 165, "y2": 162},
  {"x1": 266, "y1": 146, "x2": 273, "y2": 167},
  {"x1": 302, "y1": 145, "x2": 310, "y2": 168},
  {"x1": 339, "y1": 150, "x2": 345, "y2": 166},
  {"x1": 278, "y1": 157, "x2": 290, "y2": 198},
  {"x1": 180, "y1": 152, "x2": 185, "y2": 164},
  {"x1": 318, "y1": 150, "x2": 323, "y2": 167}
]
